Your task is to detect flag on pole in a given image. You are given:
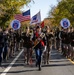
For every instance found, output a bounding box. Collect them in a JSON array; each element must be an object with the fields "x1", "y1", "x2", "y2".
[
  {"x1": 30, "y1": 11, "x2": 41, "y2": 25},
  {"x1": 14, "y1": 9, "x2": 30, "y2": 22},
  {"x1": 41, "y1": 21, "x2": 44, "y2": 28}
]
